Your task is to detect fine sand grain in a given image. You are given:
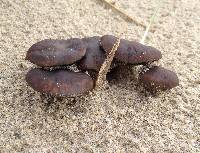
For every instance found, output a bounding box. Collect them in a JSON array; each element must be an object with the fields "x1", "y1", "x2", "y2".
[{"x1": 0, "y1": 0, "x2": 200, "y2": 152}]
